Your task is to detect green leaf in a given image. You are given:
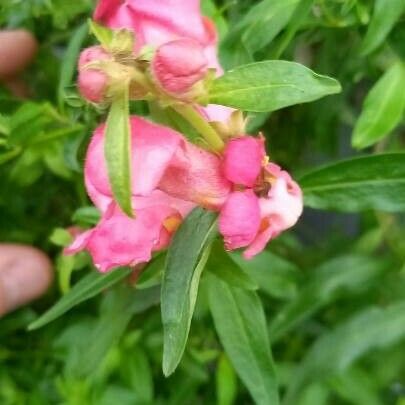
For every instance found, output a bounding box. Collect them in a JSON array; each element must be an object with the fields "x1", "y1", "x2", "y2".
[
  {"x1": 229, "y1": 250, "x2": 299, "y2": 300},
  {"x1": 68, "y1": 284, "x2": 160, "y2": 378},
  {"x1": 28, "y1": 268, "x2": 132, "y2": 330},
  {"x1": 360, "y1": 0, "x2": 405, "y2": 56},
  {"x1": 285, "y1": 300, "x2": 405, "y2": 404},
  {"x1": 207, "y1": 273, "x2": 279, "y2": 405},
  {"x1": 352, "y1": 62, "x2": 405, "y2": 149},
  {"x1": 206, "y1": 241, "x2": 258, "y2": 291},
  {"x1": 105, "y1": 90, "x2": 133, "y2": 216},
  {"x1": 58, "y1": 23, "x2": 88, "y2": 110},
  {"x1": 271, "y1": 0, "x2": 315, "y2": 59},
  {"x1": 122, "y1": 346, "x2": 154, "y2": 402},
  {"x1": 72, "y1": 206, "x2": 101, "y2": 226},
  {"x1": 88, "y1": 19, "x2": 113, "y2": 47},
  {"x1": 216, "y1": 354, "x2": 237, "y2": 405},
  {"x1": 269, "y1": 255, "x2": 387, "y2": 342},
  {"x1": 220, "y1": 0, "x2": 299, "y2": 67},
  {"x1": 208, "y1": 61, "x2": 341, "y2": 112},
  {"x1": 161, "y1": 207, "x2": 218, "y2": 376},
  {"x1": 300, "y1": 153, "x2": 405, "y2": 212}
]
